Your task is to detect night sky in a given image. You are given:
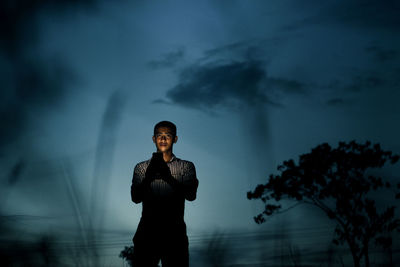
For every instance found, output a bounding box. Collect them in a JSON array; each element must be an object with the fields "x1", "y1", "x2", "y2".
[{"x1": 1, "y1": 0, "x2": 400, "y2": 265}]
